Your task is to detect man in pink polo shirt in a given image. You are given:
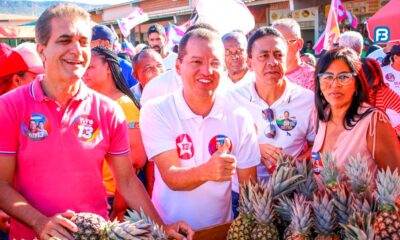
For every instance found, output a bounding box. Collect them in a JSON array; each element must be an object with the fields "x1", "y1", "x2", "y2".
[{"x1": 0, "y1": 3, "x2": 192, "y2": 240}]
